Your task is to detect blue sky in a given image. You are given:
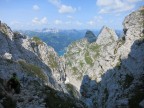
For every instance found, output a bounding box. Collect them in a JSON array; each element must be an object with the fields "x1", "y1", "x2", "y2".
[{"x1": 0, "y1": 0, "x2": 143, "y2": 30}]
